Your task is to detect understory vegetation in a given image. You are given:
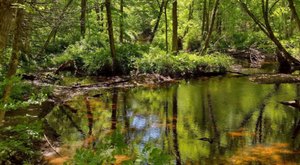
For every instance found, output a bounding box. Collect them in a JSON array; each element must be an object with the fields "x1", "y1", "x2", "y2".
[{"x1": 53, "y1": 41, "x2": 233, "y2": 76}]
